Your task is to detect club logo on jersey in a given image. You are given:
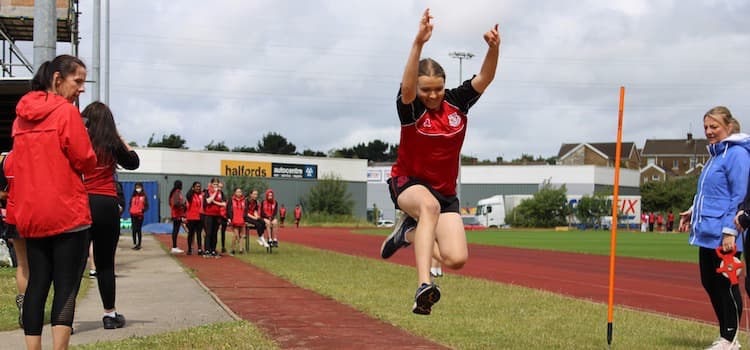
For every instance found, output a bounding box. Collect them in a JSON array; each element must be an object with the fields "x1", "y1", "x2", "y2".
[
  {"x1": 448, "y1": 112, "x2": 461, "y2": 127},
  {"x1": 423, "y1": 118, "x2": 432, "y2": 128}
]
